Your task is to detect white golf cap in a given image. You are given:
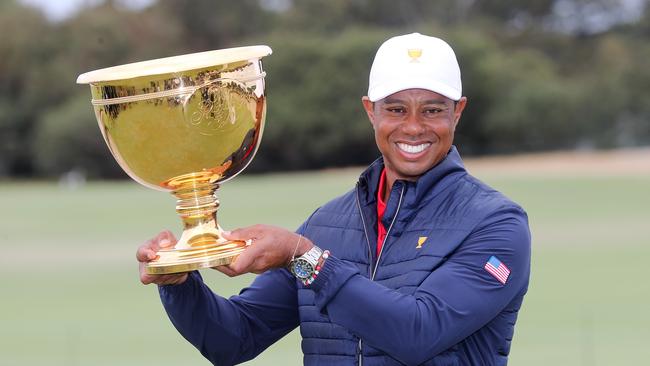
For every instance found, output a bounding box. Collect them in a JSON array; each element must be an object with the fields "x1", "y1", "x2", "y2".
[{"x1": 367, "y1": 33, "x2": 462, "y2": 102}]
